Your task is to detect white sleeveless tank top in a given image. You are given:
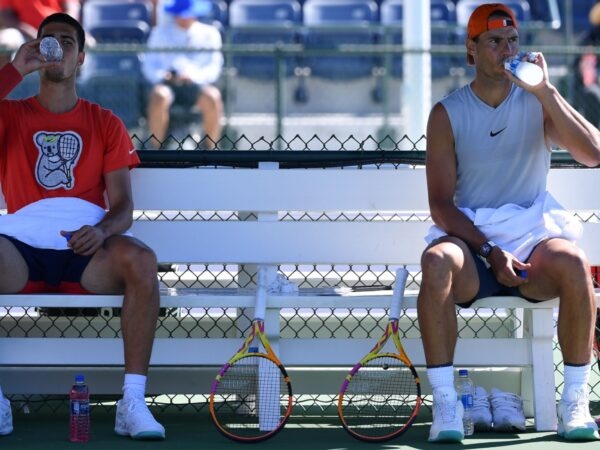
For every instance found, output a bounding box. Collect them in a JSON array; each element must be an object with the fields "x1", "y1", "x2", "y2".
[{"x1": 439, "y1": 83, "x2": 550, "y2": 209}]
